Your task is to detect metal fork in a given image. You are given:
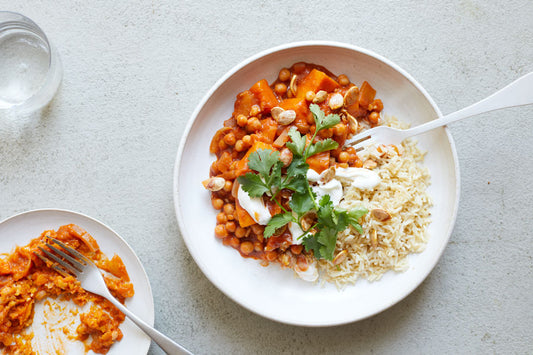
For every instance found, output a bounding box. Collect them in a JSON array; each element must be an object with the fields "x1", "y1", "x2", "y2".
[
  {"x1": 344, "y1": 72, "x2": 533, "y2": 151},
  {"x1": 36, "y1": 237, "x2": 192, "y2": 355}
]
